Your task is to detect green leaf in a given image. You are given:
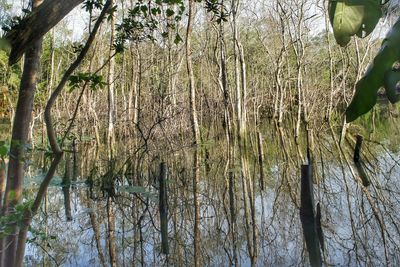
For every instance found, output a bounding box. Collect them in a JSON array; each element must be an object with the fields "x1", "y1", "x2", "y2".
[
  {"x1": 329, "y1": 1, "x2": 363, "y2": 46},
  {"x1": 166, "y1": 8, "x2": 174, "y2": 17},
  {"x1": 0, "y1": 38, "x2": 10, "y2": 52},
  {"x1": 0, "y1": 146, "x2": 7, "y2": 157},
  {"x1": 355, "y1": 0, "x2": 382, "y2": 38},
  {"x1": 346, "y1": 18, "x2": 400, "y2": 122},
  {"x1": 140, "y1": 5, "x2": 148, "y2": 14},
  {"x1": 153, "y1": 7, "x2": 162, "y2": 15},
  {"x1": 384, "y1": 70, "x2": 400, "y2": 103},
  {"x1": 0, "y1": 141, "x2": 8, "y2": 157},
  {"x1": 329, "y1": 0, "x2": 382, "y2": 46},
  {"x1": 174, "y1": 33, "x2": 182, "y2": 44}
]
